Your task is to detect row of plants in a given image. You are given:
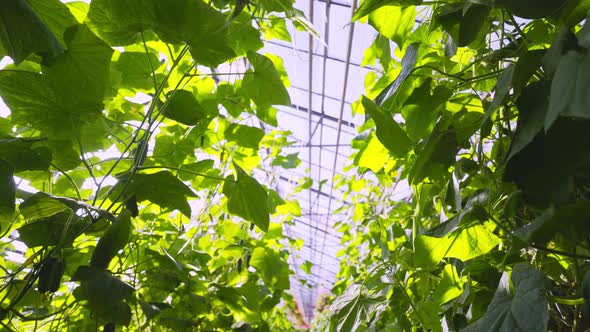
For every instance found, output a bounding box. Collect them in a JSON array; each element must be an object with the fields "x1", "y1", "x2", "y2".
[
  {"x1": 313, "y1": 0, "x2": 590, "y2": 331},
  {"x1": 0, "y1": 0, "x2": 314, "y2": 330}
]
